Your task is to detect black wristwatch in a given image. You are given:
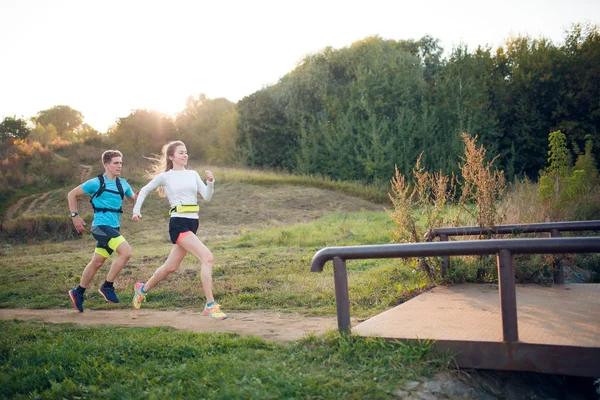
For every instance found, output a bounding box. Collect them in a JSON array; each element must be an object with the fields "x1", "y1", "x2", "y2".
[{"x1": 71, "y1": 212, "x2": 78, "y2": 218}]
